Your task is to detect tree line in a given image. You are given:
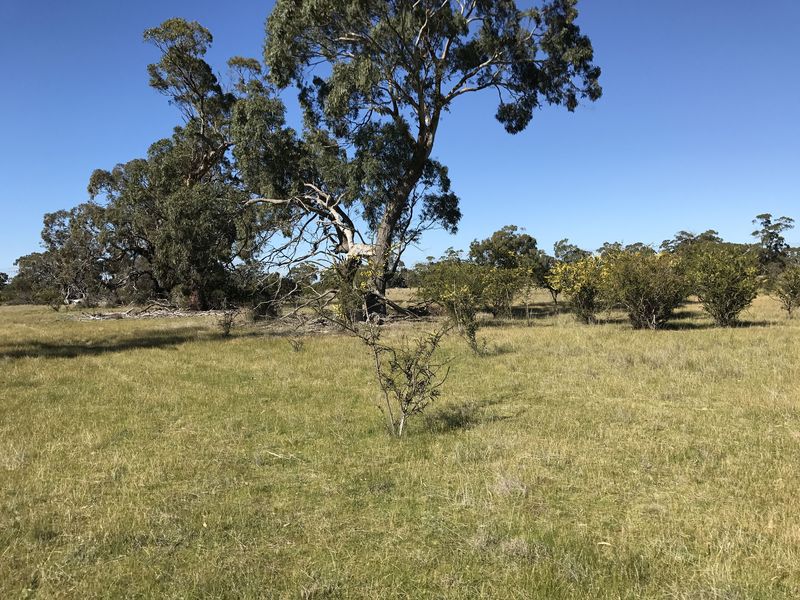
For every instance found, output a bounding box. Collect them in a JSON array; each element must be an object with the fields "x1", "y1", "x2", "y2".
[
  {"x1": 405, "y1": 214, "x2": 798, "y2": 344},
  {"x1": 4, "y1": 210, "x2": 798, "y2": 331}
]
